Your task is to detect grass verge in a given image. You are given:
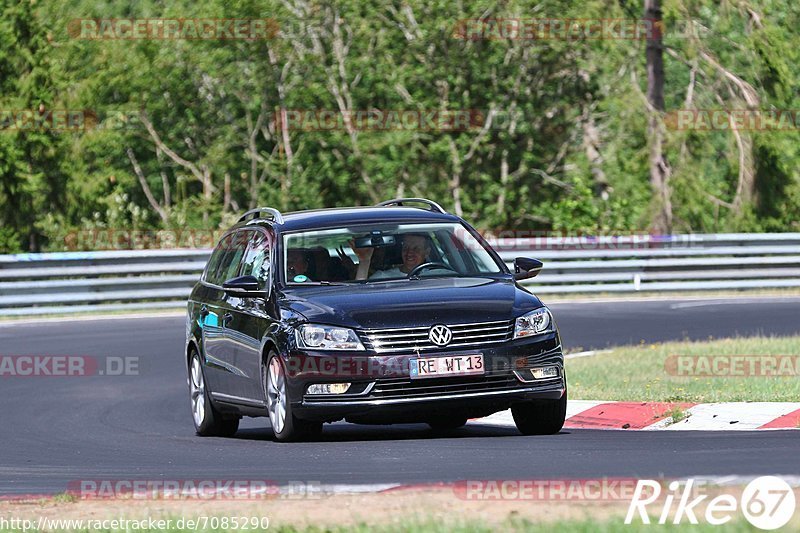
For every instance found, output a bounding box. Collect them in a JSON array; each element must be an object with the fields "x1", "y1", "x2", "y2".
[
  {"x1": 567, "y1": 335, "x2": 800, "y2": 402},
  {"x1": 2, "y1": 486, "x2": 790, "y2": 532},
  {"x1": 661, "y1": 406, "x2": 689, "y2": 423}
]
